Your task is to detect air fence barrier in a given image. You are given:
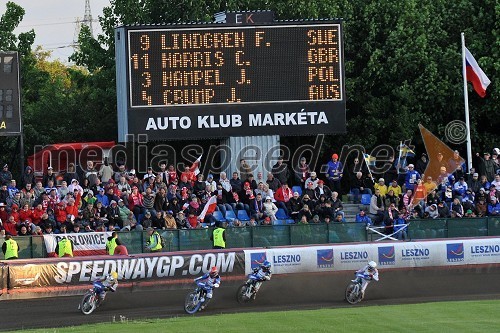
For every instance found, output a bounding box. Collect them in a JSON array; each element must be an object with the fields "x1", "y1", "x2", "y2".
[
  {"x1": 2, "y1": 237, "x2": 500, "y2": 299},
  {"x1": 1, "y1": 217, "x2": 500, "y2": 260}
]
